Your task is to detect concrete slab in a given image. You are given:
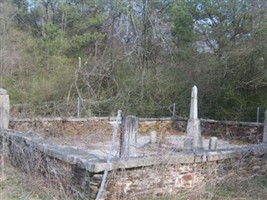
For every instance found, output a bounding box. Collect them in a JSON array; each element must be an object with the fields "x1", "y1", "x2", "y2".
[{"x1": 1, "y1": 129, "x2": 266, "y2": 173}]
